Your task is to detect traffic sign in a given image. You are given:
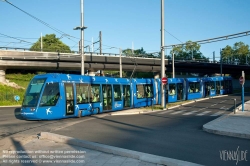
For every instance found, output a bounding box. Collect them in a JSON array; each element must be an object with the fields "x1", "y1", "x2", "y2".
[
  {"x1": 162, "y1": 77, "x2": 168, "y2": 84},
  {"x1": 239, "y1": 76, "x2": 245, "y2": 85},
  {"x1": 14, "y1": 95, "x2": 20, "y2": 102}
]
